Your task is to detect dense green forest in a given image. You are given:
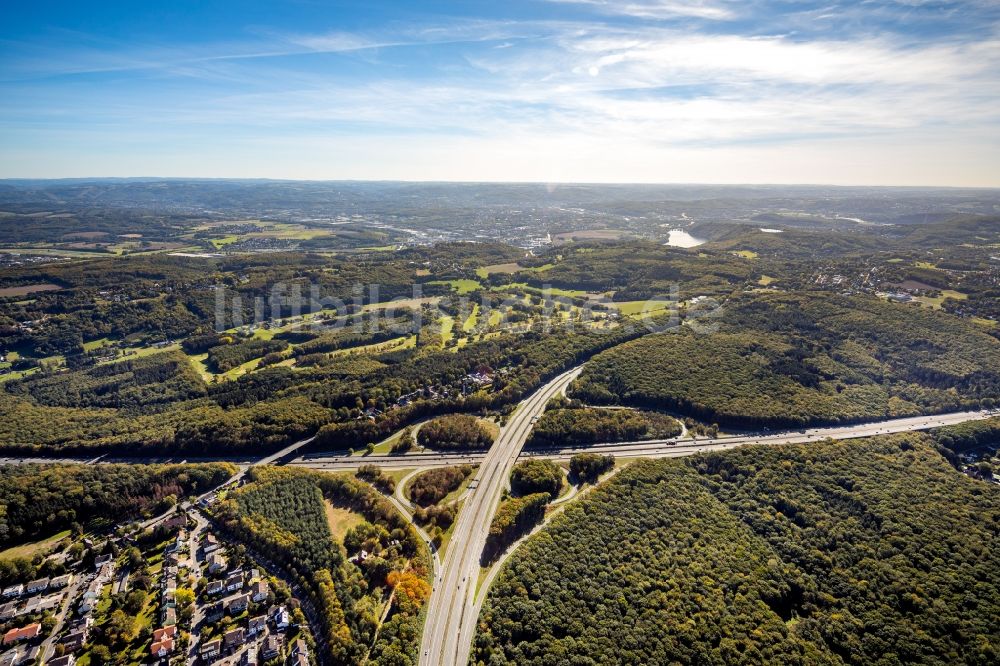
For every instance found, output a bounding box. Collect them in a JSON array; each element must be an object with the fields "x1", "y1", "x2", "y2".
[
  {"x1": 0, "y1": 462, "x2": 235, "y2": 548},
  {"x1": 526, "y1": 404, "x2": 681, "y2": 448},
  {"x1": 416, "y1": 414, "x2": 495, "y2": 450},
  {"x1": 568, "y1": 453, "x2": 615, "y2": 482},
  {"x1": 3, "y1": 233, "x2": 997, "y2": 459},
  {"x1": 4, "y1": 350, "x2": 205, "y2": 408},
  {"x1": 475, "y1": 435, "x2": 1000, "y2": 665},
  {"x1": 933, "y1": 416, "x2": 1000, "y2": 454},
  {"x1": 0, "y1": 323, "x2": 639, "y2": 456},
  {"x1": 0, "y1": 250, "x2": 431, "y2": 357},
  {"x1": 509, "y1": 460, "x2": 563, "y2": 498},
  {"x1": 406, "y1": 465, "x2": 473, "y2": 507},
  {"x1": 507, "y1": 241, "x2": 755, "y2": 300},
  {"x1": 213, "y1": 467, "x2": 430, "y2": 666},
  {"x1": 207, "y1": 337, "x2": 288, "y2": 372},
  {"x1": 484, "y1": 493, "x2": 550, "y2": 563},
  {"x1": 571, "y1": 291, "x2": 1000, "y2": 427}
]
